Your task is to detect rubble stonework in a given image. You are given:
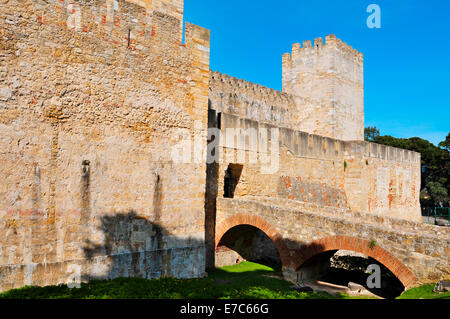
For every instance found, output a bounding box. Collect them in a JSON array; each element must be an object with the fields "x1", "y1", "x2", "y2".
[{"x1": 0, "y1": 0, "x2": 209, "y2": 291}]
